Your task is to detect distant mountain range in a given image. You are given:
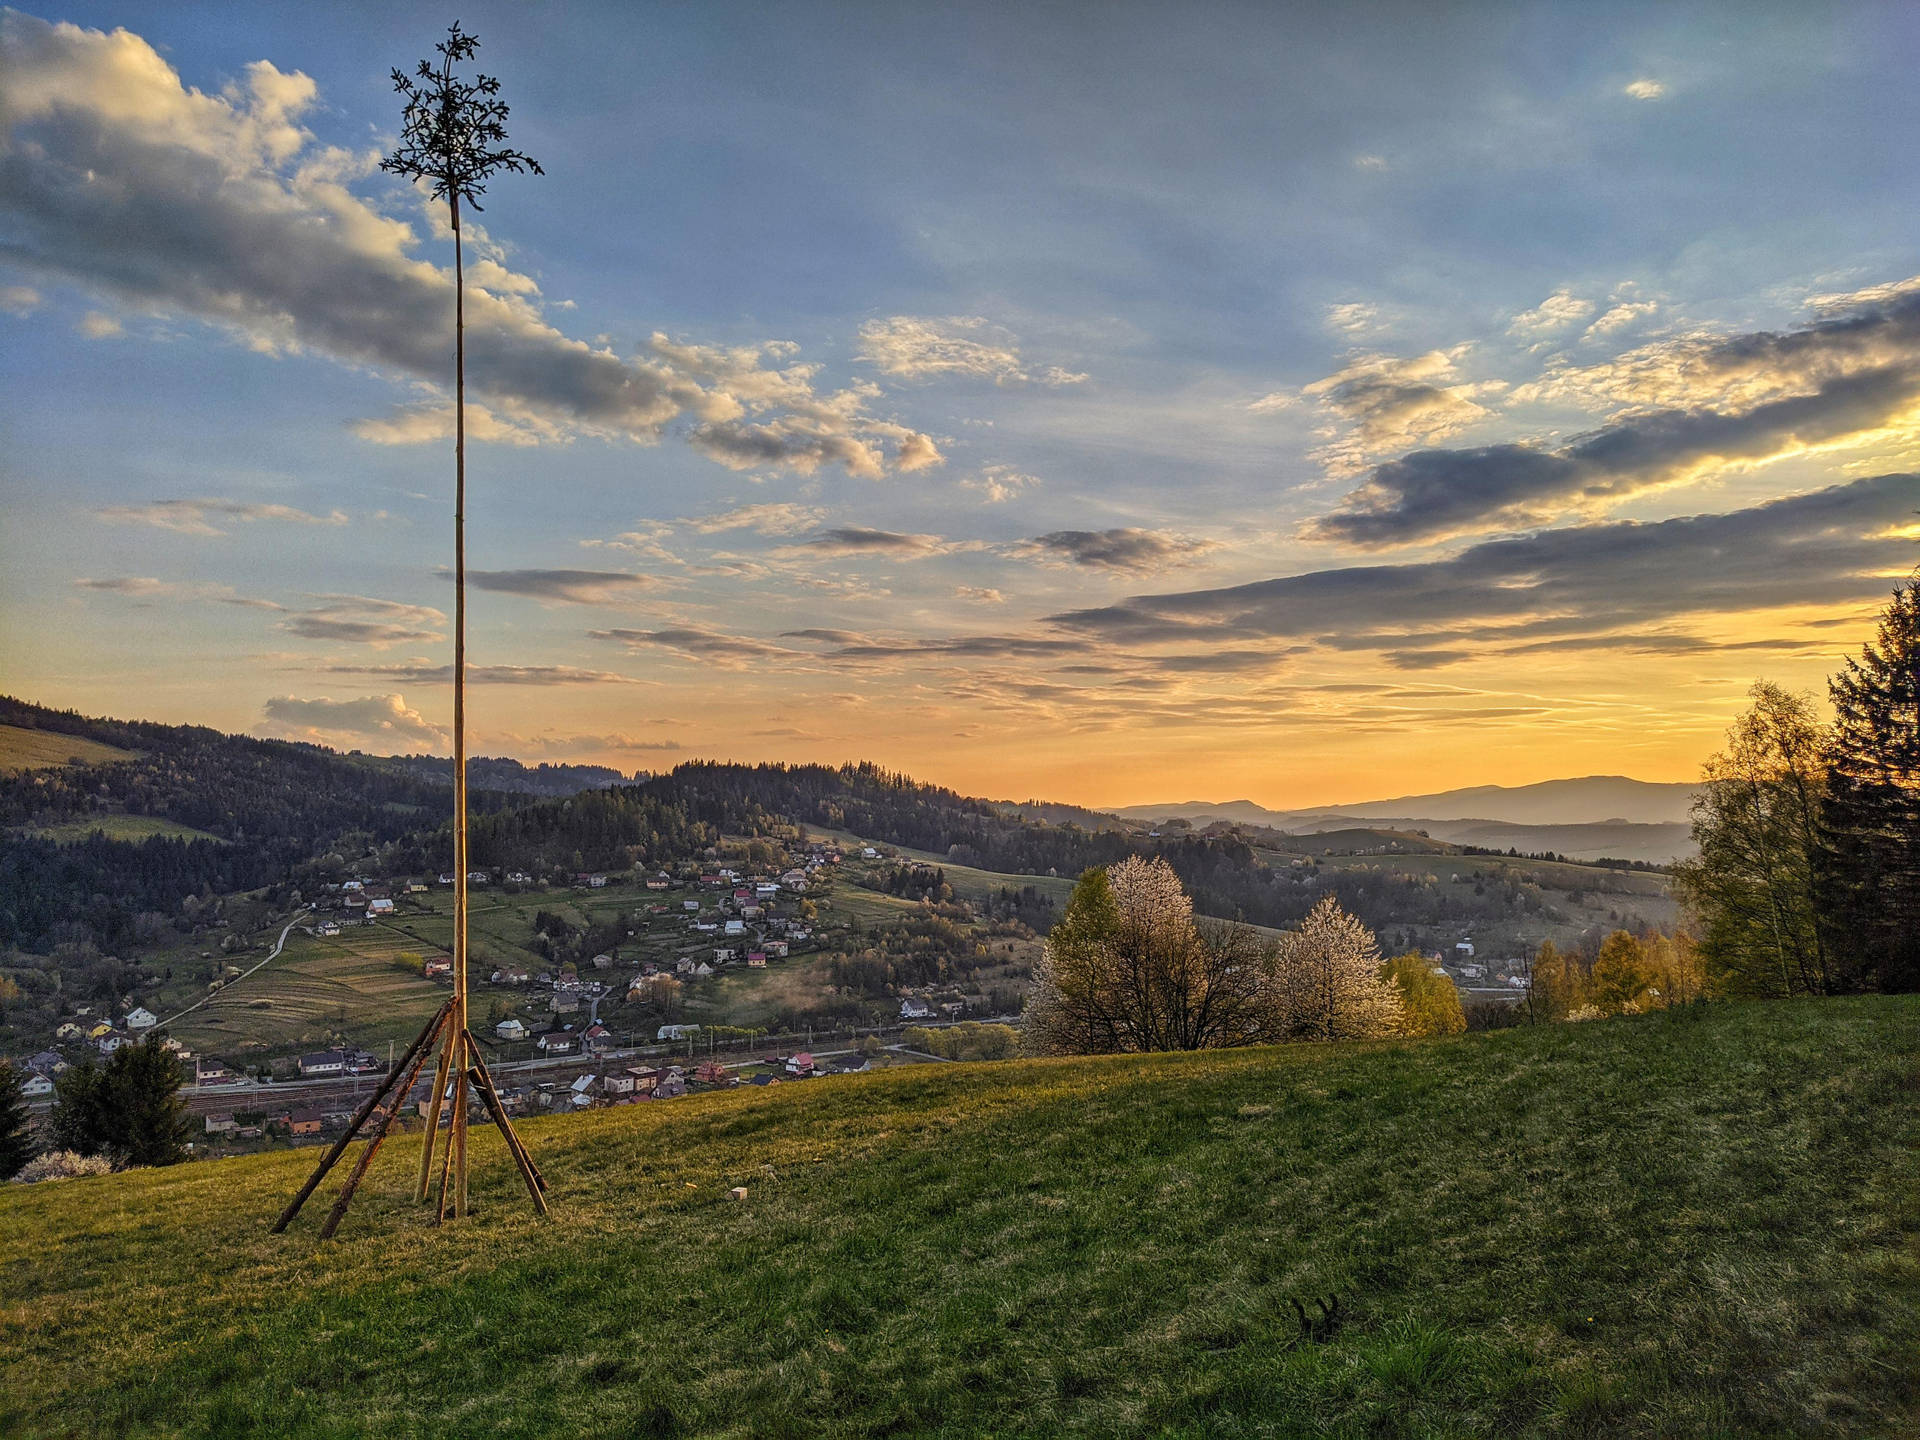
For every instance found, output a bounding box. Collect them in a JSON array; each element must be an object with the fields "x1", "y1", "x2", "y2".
[{"x1": 1113, "y1": 777, "x2": 1700, "y2": 863}]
